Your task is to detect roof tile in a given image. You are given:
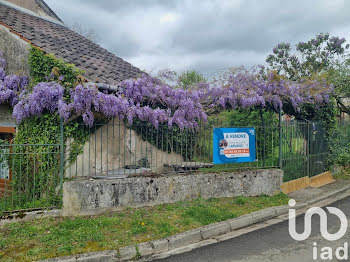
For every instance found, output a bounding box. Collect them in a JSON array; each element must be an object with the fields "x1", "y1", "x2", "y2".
[{"x1": 0, "y1": 3, "x2": 143, "y2": 85}]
